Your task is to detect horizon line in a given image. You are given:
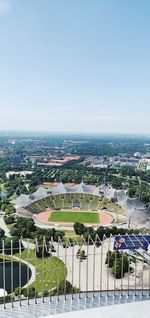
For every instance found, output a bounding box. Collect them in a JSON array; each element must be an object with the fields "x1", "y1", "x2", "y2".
[{"x1": 0, "y1": 129, "x2": 149, "y2": 138}]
